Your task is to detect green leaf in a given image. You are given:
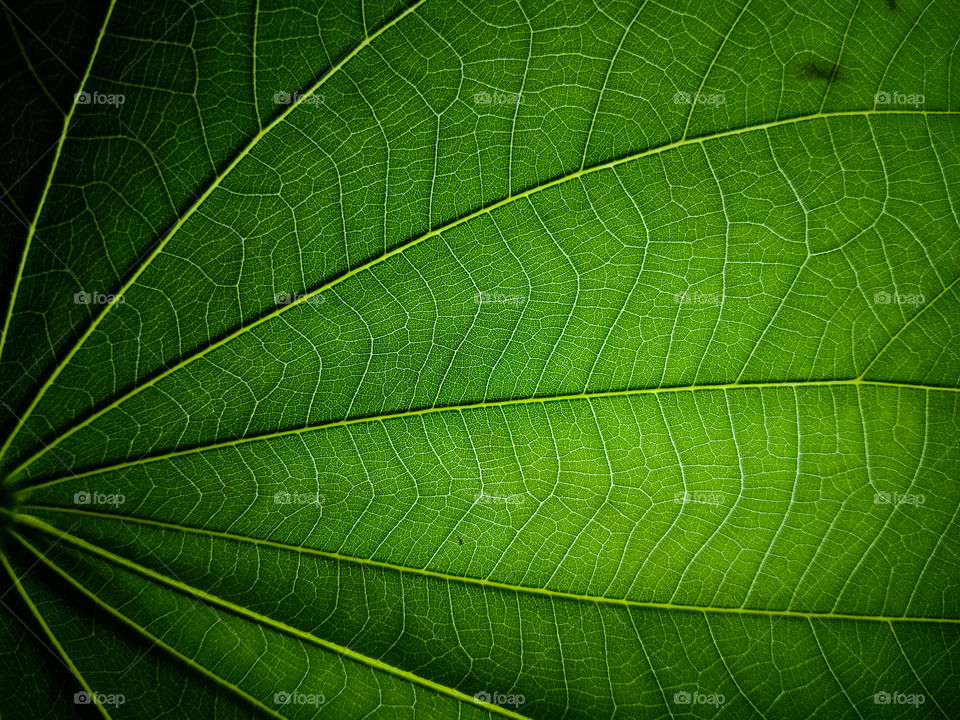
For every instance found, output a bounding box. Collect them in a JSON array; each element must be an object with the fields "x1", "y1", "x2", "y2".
[{"x1": 1, "y1": 0, "x2": 959, "y2": 717}]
